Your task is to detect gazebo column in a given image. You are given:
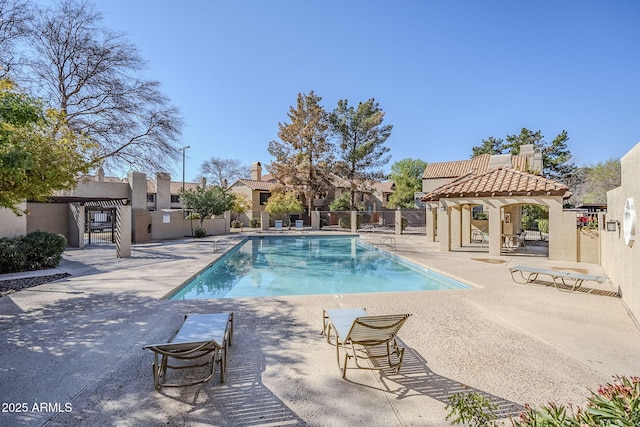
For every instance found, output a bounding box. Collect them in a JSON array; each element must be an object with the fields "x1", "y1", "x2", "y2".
[
  {"x1": 438, "y1": 204, "x2": 450, "y2": 252},
  {"x1": 450, "y1": 206, "x2": 462, "y2": 249},
  {"x1": 487, "y1": 204, "x2": 502, "y2": 256},
  {"x1": 461, "y1": 204, "x2": 471, "y2": 245},
  {"x1": 426, "y1": 207, "x2": 436, "y2": 242}
]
